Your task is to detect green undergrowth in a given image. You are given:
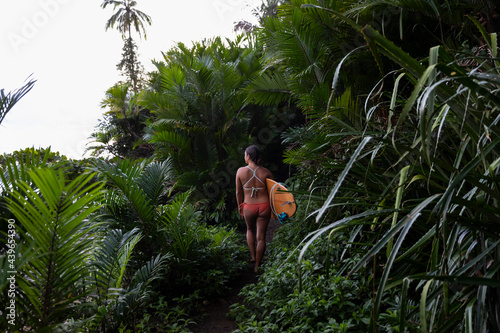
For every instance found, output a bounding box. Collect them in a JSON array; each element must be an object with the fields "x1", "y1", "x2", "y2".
[{"x1": 229, "y1": 219, "x2": 374, "y2": 333}]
